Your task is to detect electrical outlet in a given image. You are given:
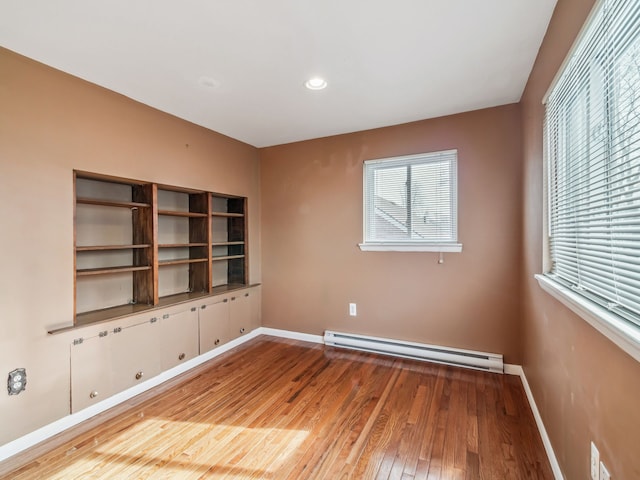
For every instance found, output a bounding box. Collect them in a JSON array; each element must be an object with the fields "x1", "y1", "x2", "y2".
[
  {"x1": 349, "y1": 303, "x2": 357, "y2": 316},
  {"x1": 7, "y1": 368, "x2": 27, "y2": 395},
  {"x1": 599, "y1": 461, "x2": 611, "y2": 480},
  {"x1": 591, "y1": 442, "x2": 600, "y2": 480}
]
